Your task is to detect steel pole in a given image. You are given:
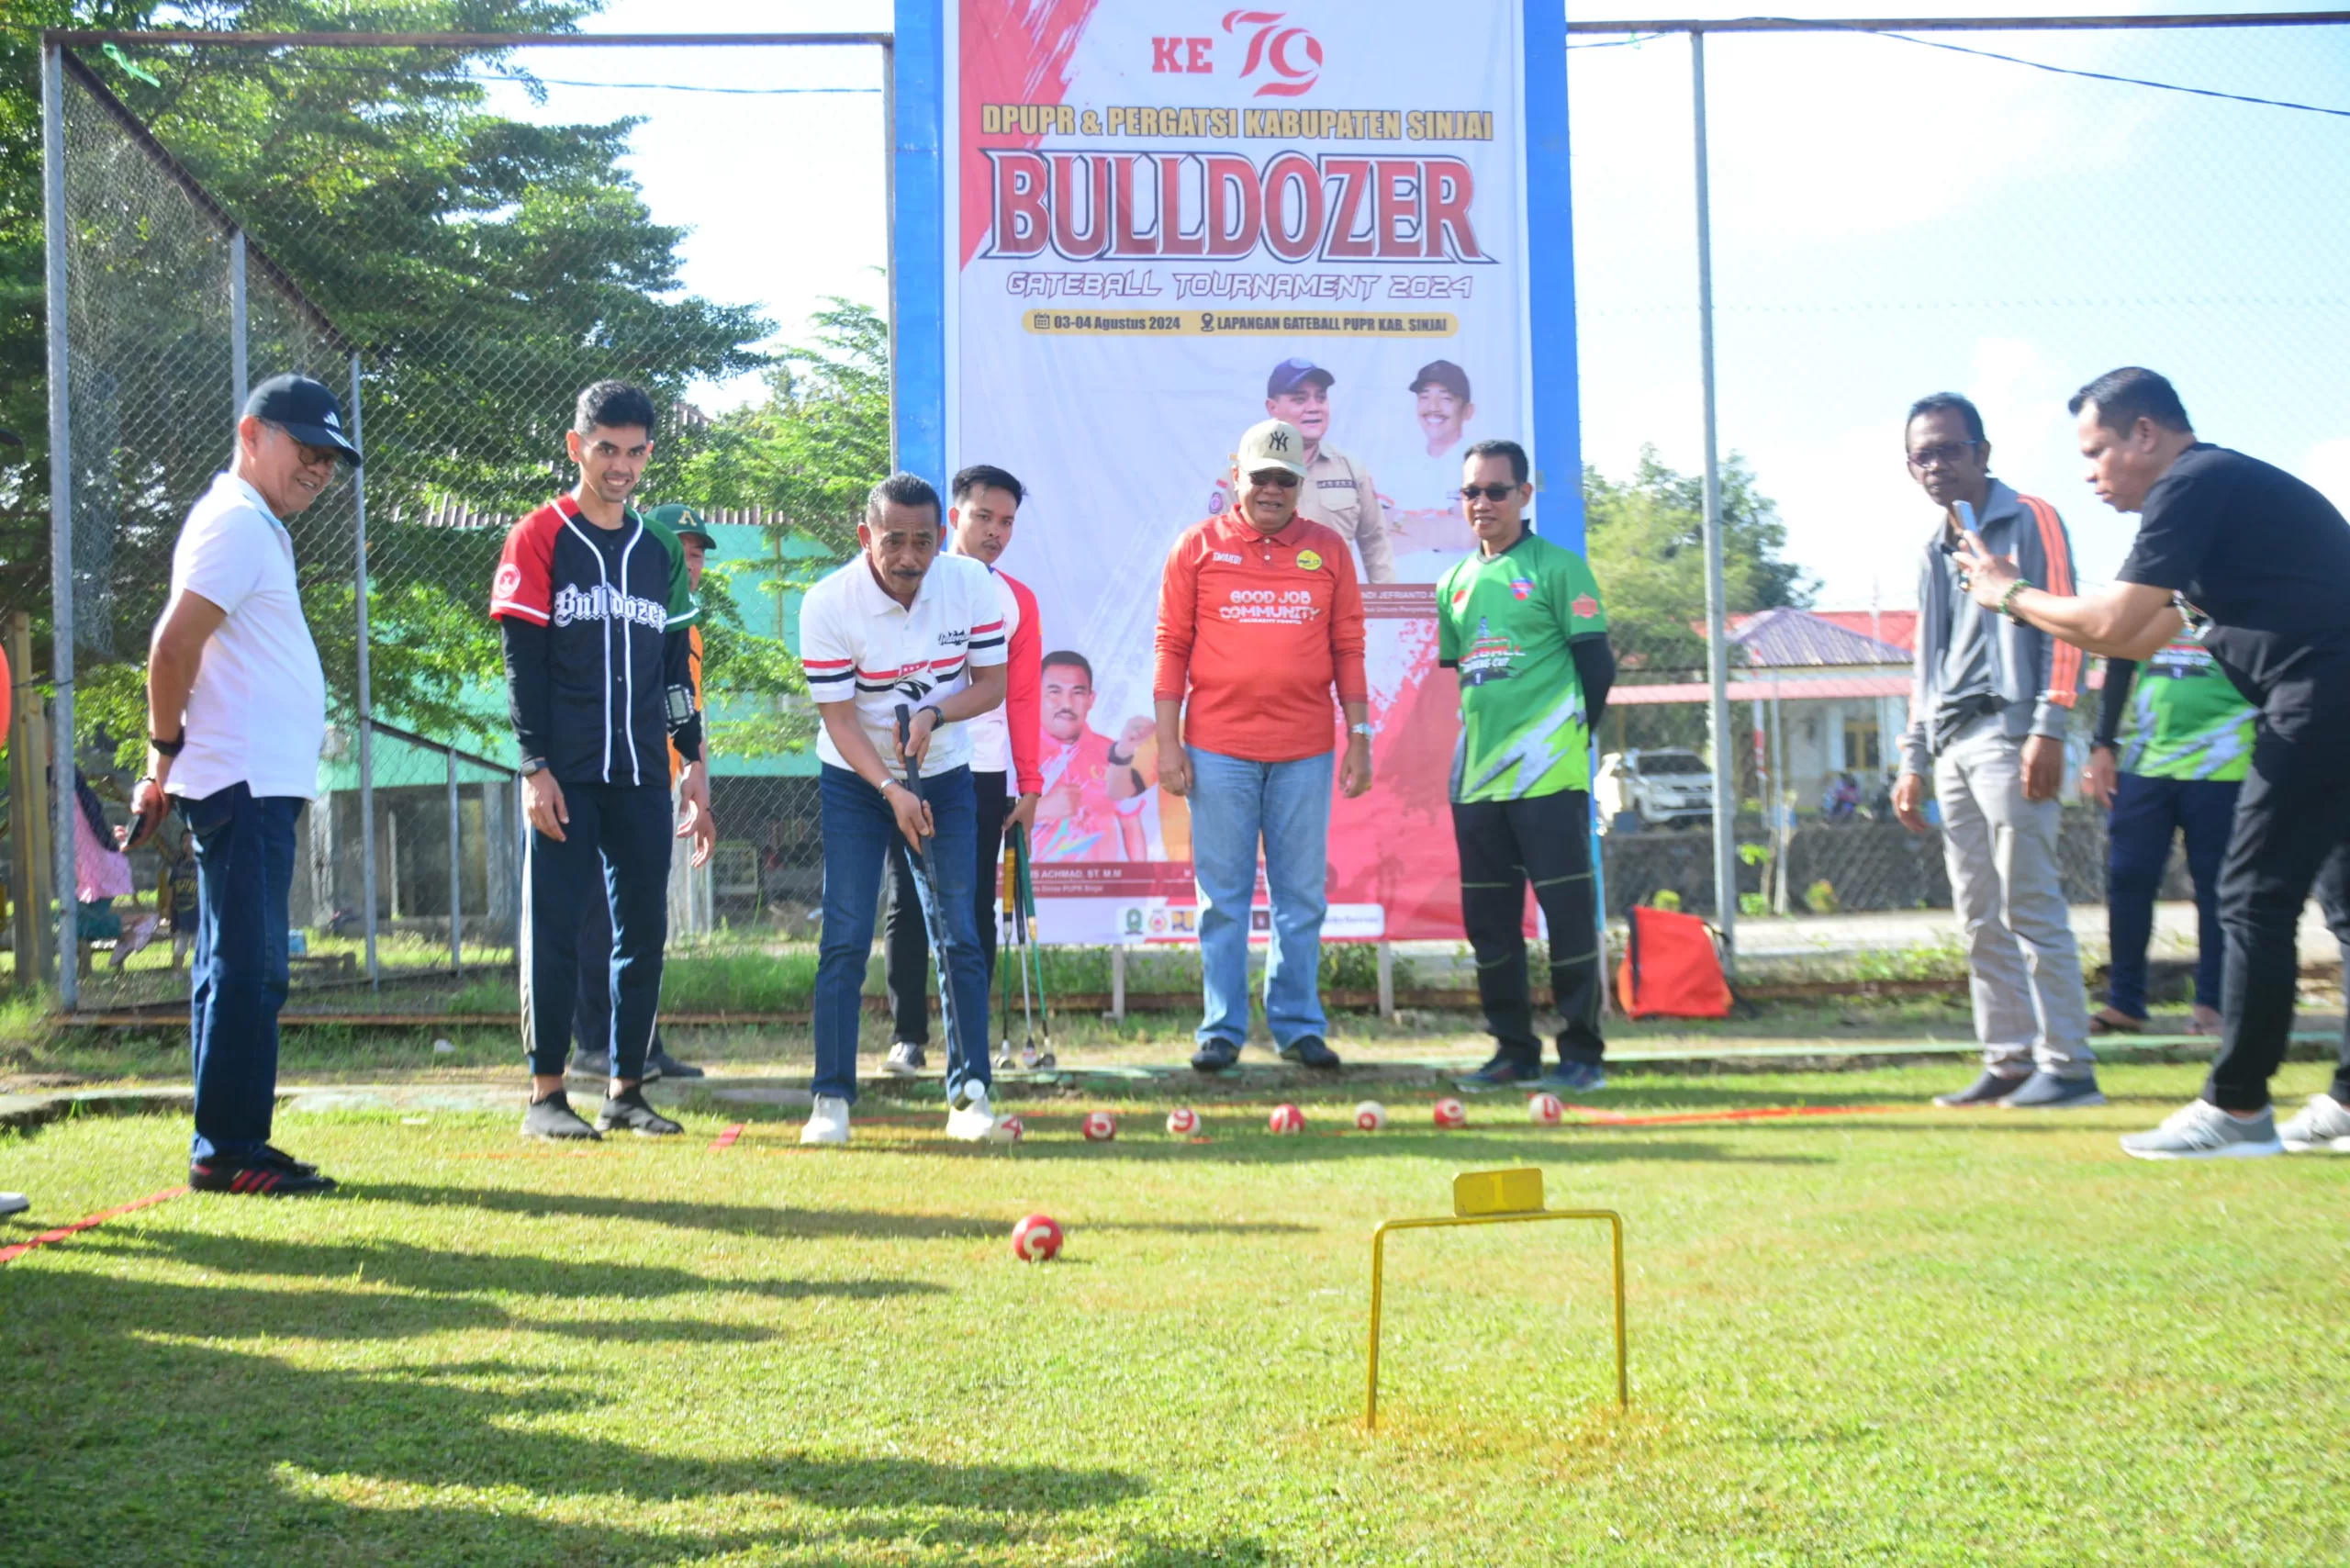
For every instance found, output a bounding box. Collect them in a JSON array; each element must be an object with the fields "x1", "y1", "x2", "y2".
[
  {"x1": 42, "y1": 44, "x2": 79, "y2": 1009},
  {"x1": 229, "y1": 229, "x2": 248, "y2": 412},
  {"x1": 1692, "y1": 30, "x2": 1736, "y2": 966},
  {"x1": 447, "y1": 747, "x2": 463, "y2": 973},
  {"x1": 881, "y1": 38, "x2": 898, "y2": 470},
  {"x1": 350, "y1": 353, "x2": 378, "y2": 984}
]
